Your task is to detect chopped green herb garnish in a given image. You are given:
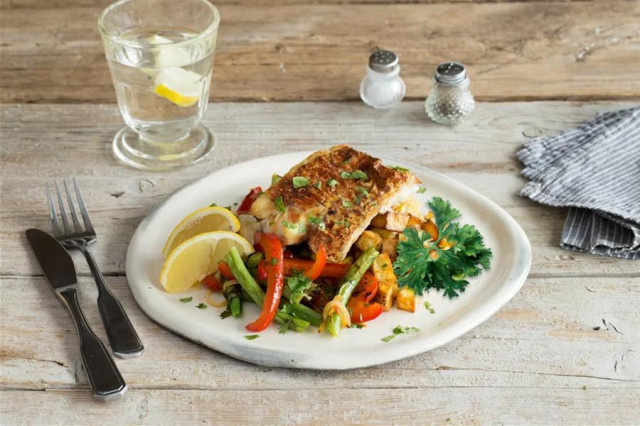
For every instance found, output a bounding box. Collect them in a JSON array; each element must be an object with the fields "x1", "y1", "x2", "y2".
[
  {"x1": 292, "y1": 176, "x2": 310, "y2": 188},
  {"x1": 247, "y1": 252, "x2": 264, "y2": 268},
  {"x1": 341, "y1": 156, "x2": 352, "y2": 165},
  {"x1": 282, "y1": 220, "x2": 297, "y2": 230},
  {"x1": 274, "y1": 196, "x2": 286, "y2": 213},
  {"x1": 196, "y1": 303, "x2": 207, "y2": 309},
  {"x1": 224, "y1": 206, "x2": 232, "y2": 211},
  {"x1": 349, "y1": 323, "x2": 365, "y2": 329},
  {"x1": 342, "y1": 198, "x2": 354, "y2": 209},
  {"x1": 308, "y1": 216, "x2": 323, "y2": 225},
  {"x1": 381, "y1": 263, "x2": 388, "y2": 268},
  {"x1": 336, "y1": 219, "x2": 350, "y2": 228},
  {"x1": 270, "y1": 257, "x2": 279, "y2": 265},
  {"x1": 209, "y1": 202, "x2": 217, "y2": 207},
  {"x1": 424, "y1": 300, "x2": 436, "y2": 314},
  {"x1": 286, "y1": 272, "x2": 316, "y2": 304},
  {"x1": 298, "y1": 222, "x2": 306, "y2": 233},
  {"x1": 279, "y1": 321, "x2": 291, "y2": 334},
  {"x1": 327, "y1": 179, "x2": 338, "y2": 189},
  {"x1": 391, "y1": 165, "x2": 409, "y2": 173},
  {"x1": 271, "y1": 174, "x2": 282, "y2": 186},
  {"x1": 220, "y1": 309, "x2": 232, "y2": 319},
  {"x1": 382, "y1": 325, "x2": 420, "y2": 342},
  {"x1": 582, "y1": 385, "x2": 587, "y2": 390},
  {"x1": 356, "y1": 186, "x2": 369, "y2": 196},
  {"x1": 417, "y1": 187, "x2": 427, "y2": 194},
  {"x1": 315, "y1": 181, "x2": 322, "y2": 190},
  {"x1": 244, "y1": 334, "x2": 260, "y2": 340},
  {"x1": 341, "y1": 170, "x2": 368, "y2": 180},
  {"x1": 180, "y1": 297, "x2": 193, "y2": 303}
]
